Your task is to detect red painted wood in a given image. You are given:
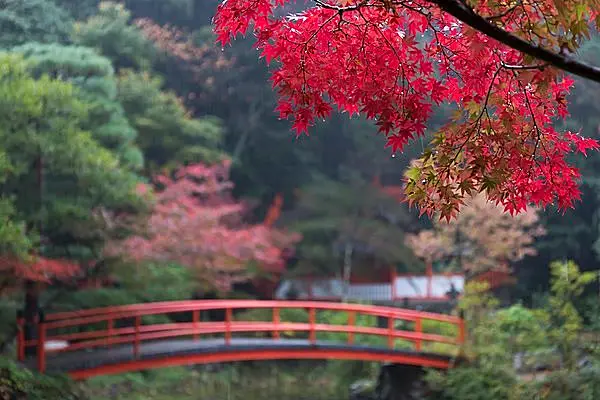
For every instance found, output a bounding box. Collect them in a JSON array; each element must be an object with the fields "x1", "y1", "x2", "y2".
[
  {"x1": 347, "y1": 311, "x2": 355, "y2": 344},
  {"x1": 20, "y1": 300, "x2": 464, "y2": 377},
  {"x1": 193, "y1": 310, "x2": 200, "y2": 341},
  {"x1": 43, "y1": 300, "x2": 460, "y2": 328},
  {"x1": 415, "y1": 318, "x2": 422, "y2": 352},
  {"x1": 387, "y1": 315, "x2": 394, "y2": 348},
  {"x1": 37, "y1": 322, "x2": 46, "y2": 373},
  {"x1": 67, "y1": 348, "x2": 453, "y2": 380},
  {"x1": 16, "y1": 317, "x2": 24, "y2": 362},
  {"x1": 273, "y1": 308, "x2": 280, "y2": 340},
  {"x1": 309, "y1": 308, "x2": 316, "y2": 344},
  {"x1": 225, "y1": 308, "x2": 232, "y2": 345},
  {"x1": 134, "y1": 316, "x2": 141, "y2": 359}
]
